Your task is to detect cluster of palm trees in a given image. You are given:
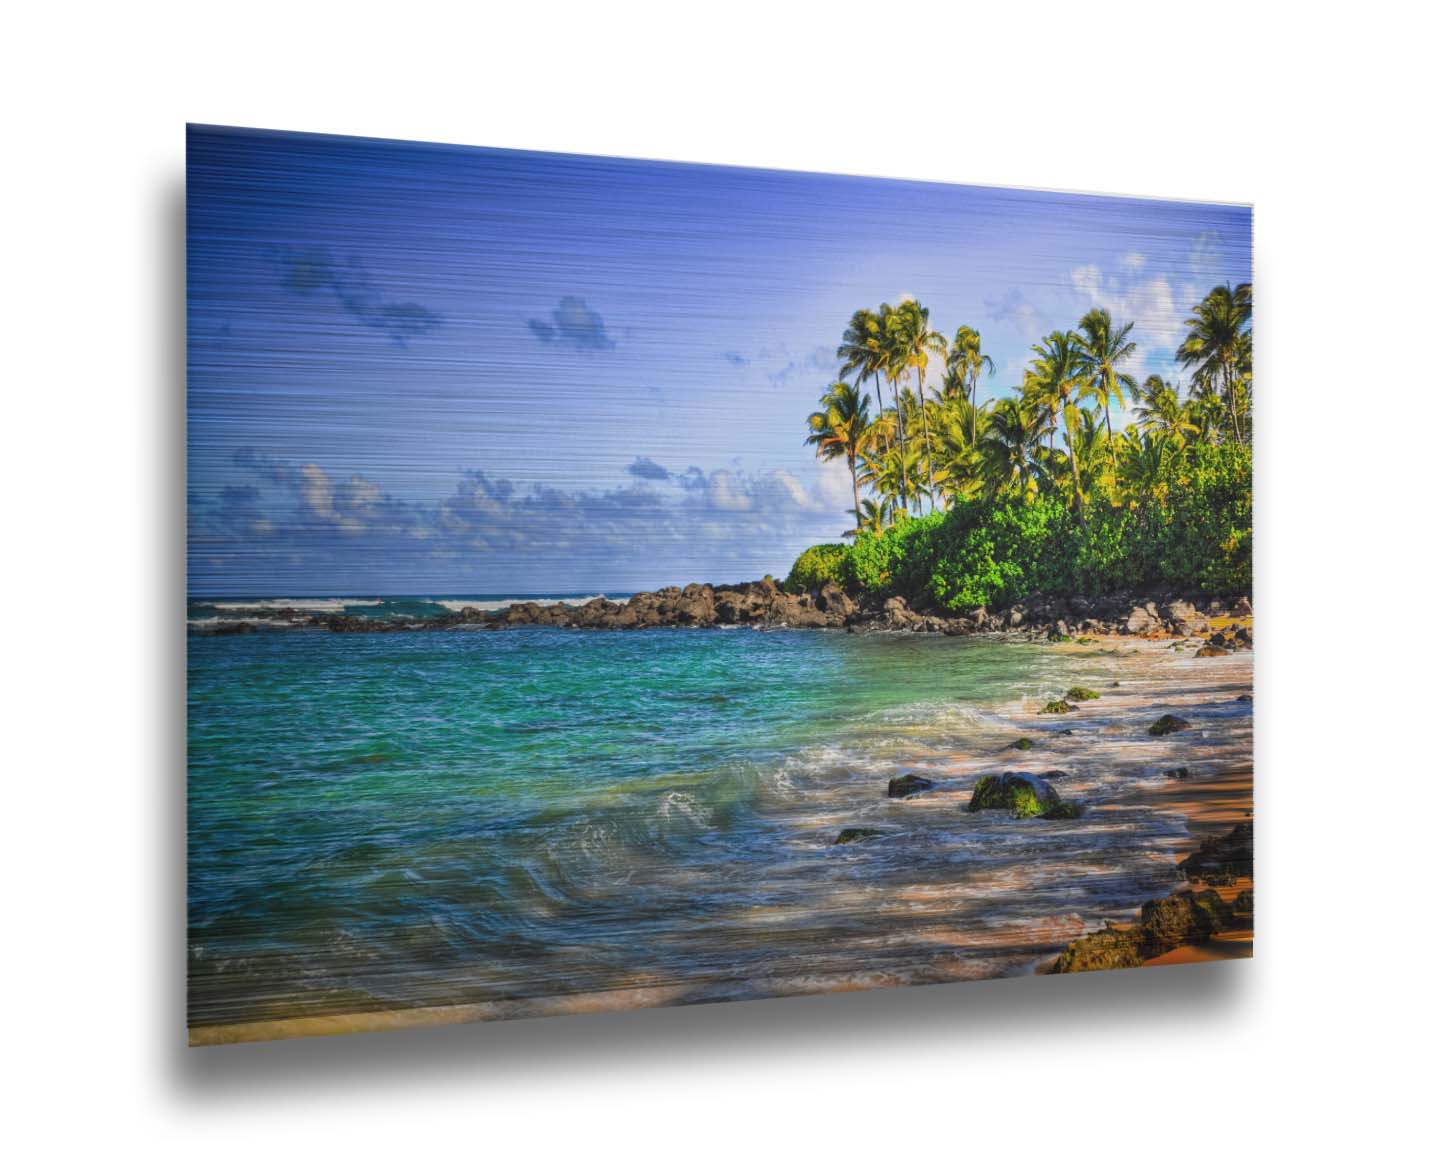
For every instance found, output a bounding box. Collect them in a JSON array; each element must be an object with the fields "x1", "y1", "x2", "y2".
[{"x1": 805, "y1": 285, "x2": 1252, "y2": 534}]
